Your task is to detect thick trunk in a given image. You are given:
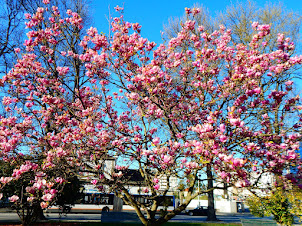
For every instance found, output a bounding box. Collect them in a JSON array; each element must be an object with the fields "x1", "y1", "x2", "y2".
[
  {"x1": 35, "y1": 205, "x2": 46, "y2": 221},
  {"x1": 144, "y1": 204, "x2": 188, "y2": 226},
  {"x1": 206, "y1": 164, "x2": 217, "y2": 221}
]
